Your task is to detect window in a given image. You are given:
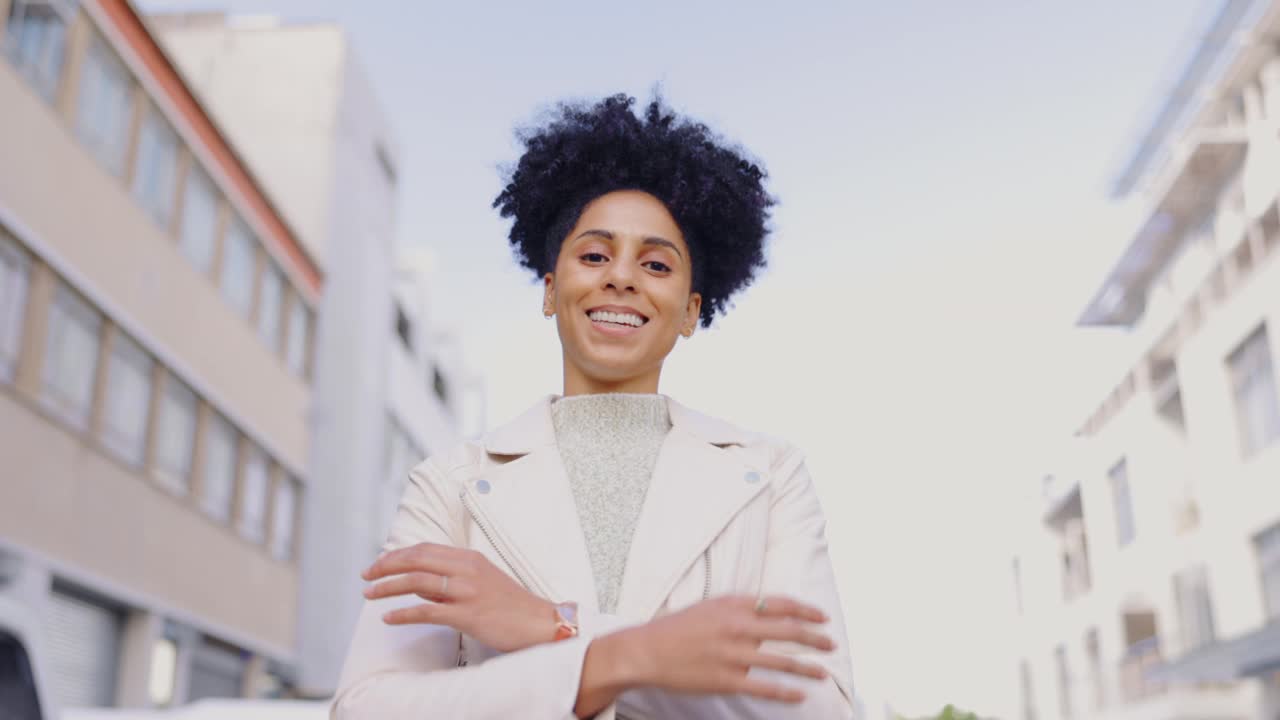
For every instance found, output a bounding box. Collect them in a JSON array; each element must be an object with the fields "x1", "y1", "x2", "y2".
[
  {"x1": 1054, "y1": 645, "x2": 1072, "y2": 720},
  {"x1": 394, "y1": 304, "x2": 413, "y2": 352},
  {"x1": 269, "y1": 477, "x2": 297, "y2": 561},
  {"x1": 432, "y1": 366, "x2": 449, "y2": 406},
  {"x1": 0, "y1": 233, "x2": 31, "y2": 383},
  {"x1": 200, "y1": 413, "x2": 237, "y2": 522},
  {"x1": 153, "y1": 376, "x2": 196, "y2": 493},
  {"x1": 131, "y1": 108, "x2": 179, "y2": 228},
  {"x1": 256, "y1": 263, "x2": 282, "y2": 350},
  {"x1": 75, "y1": 34, "x2": 133, "y2": 178},
  {"x1": 238, "y1": 447, "x2": 269, "y2": 543},
  {"x1": 219, "y1": 219, "x2": 255, "y2": 318},
  {"x1": 1019, "y1": 659, "x2": 1036, "y2": 720},
  {"x1": 1228, "y1": 326, "x2": 1280, "y2": 457},
  {"x1": 1256, "y1": 523, "x2": 1280, "y2": 621},
  {"x1": 100, "y1": 332, "x2": 152, "y2": 466},
  {"x1": 4, "y1": 0, "x2": 76, "y2": 102},
  {"x1": 1012, "y1": 557, "x2": 1024, "y2": 615},
  {"x1": 1085, "y1": 628, "x2": 1105, "y2": 710},
  {"x1": 1173, "y1": 566, "x2": 1216, "y2": 652},
  {"x1": 41, "y1": 284, "x2": 101, "y2": 430},
  {"x1": 178, "y1": 167, "x2": 218, "y2": 274},
  {"x1": 1109, "y1": 459, "x2": 1136, "y2": 547},
  {"x1": 285, "y1": 298, "x2": 311, "y2": 377}
]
